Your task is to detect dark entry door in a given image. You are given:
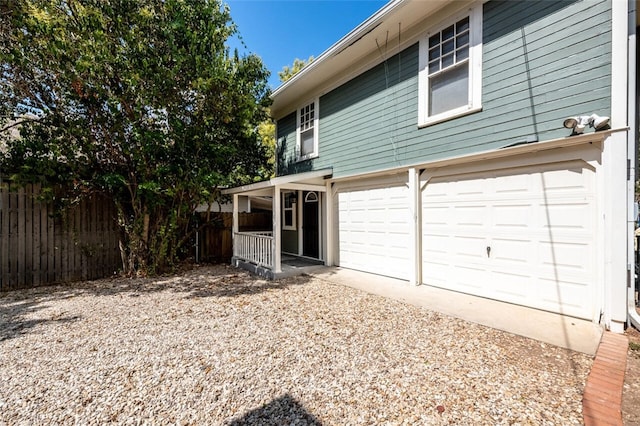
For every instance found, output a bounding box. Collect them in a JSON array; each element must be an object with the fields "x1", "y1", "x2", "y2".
[{"x1": 302, "y1": 192, "x2": 319, "y2": 258}]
